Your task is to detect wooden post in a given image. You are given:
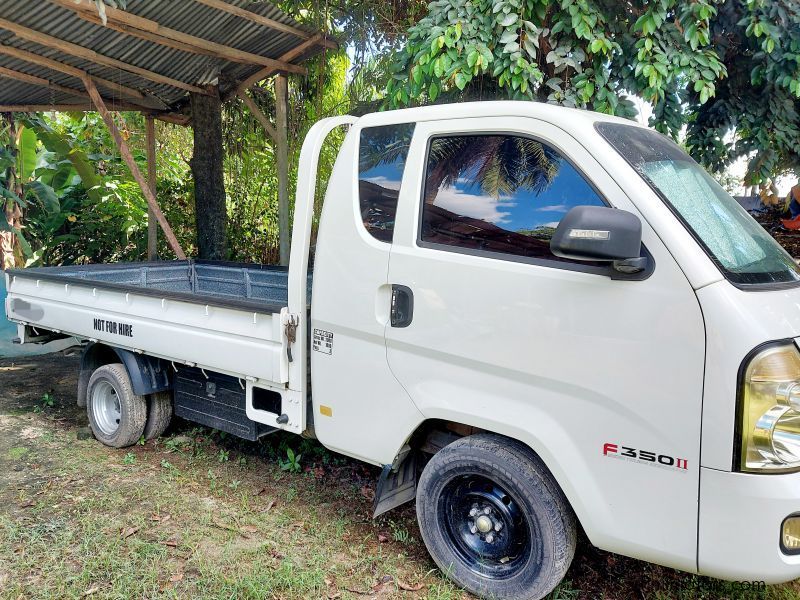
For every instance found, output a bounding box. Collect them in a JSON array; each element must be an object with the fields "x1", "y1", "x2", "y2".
[
  {"x1": 146, "y1": 116, "x2": 158, "y2": 261},
  {"x1": 275, "y1": 74, "x2": 289, "y2": 266},
  {"x1": 82, "y1": 77, "x2": 186, "y2": 260}
]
